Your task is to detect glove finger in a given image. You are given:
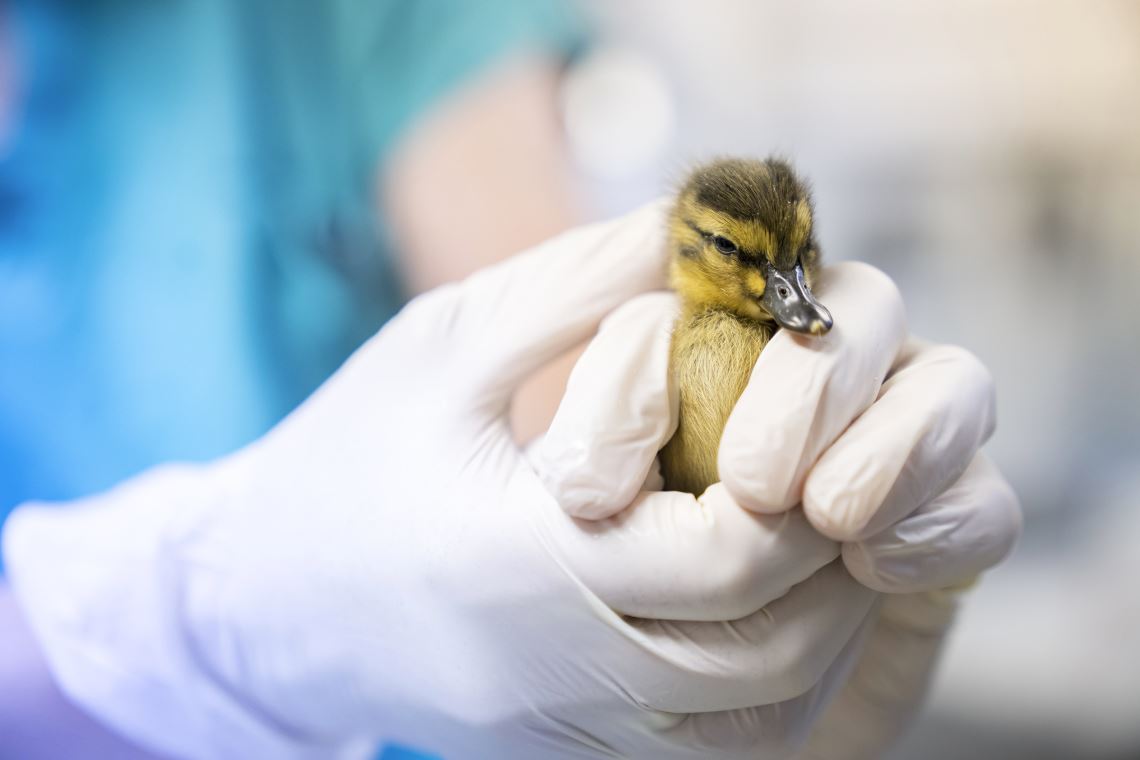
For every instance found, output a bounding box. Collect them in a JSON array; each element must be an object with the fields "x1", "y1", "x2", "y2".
[
  {"x1": 802, "y1": 338, "x2": 997, "y2": 541},
  {"x1": 841, "y1": 454, "x2": 1022, "y2": 593},
  {"x1": 450, "y1": 200, "x2": 670, "y2": 412},
  {"x1": 718, "y1": 262, "x2": 908, "y2": 514},
  {"x1": 625, "y1": 561, "x2": 878, "y2": 713},
  {"x1": 538, "y1": 292, "x2": 679, "y2": 520},
  {"x1": 551, "y1": 484, "x2": 839, "y2": 622}
]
